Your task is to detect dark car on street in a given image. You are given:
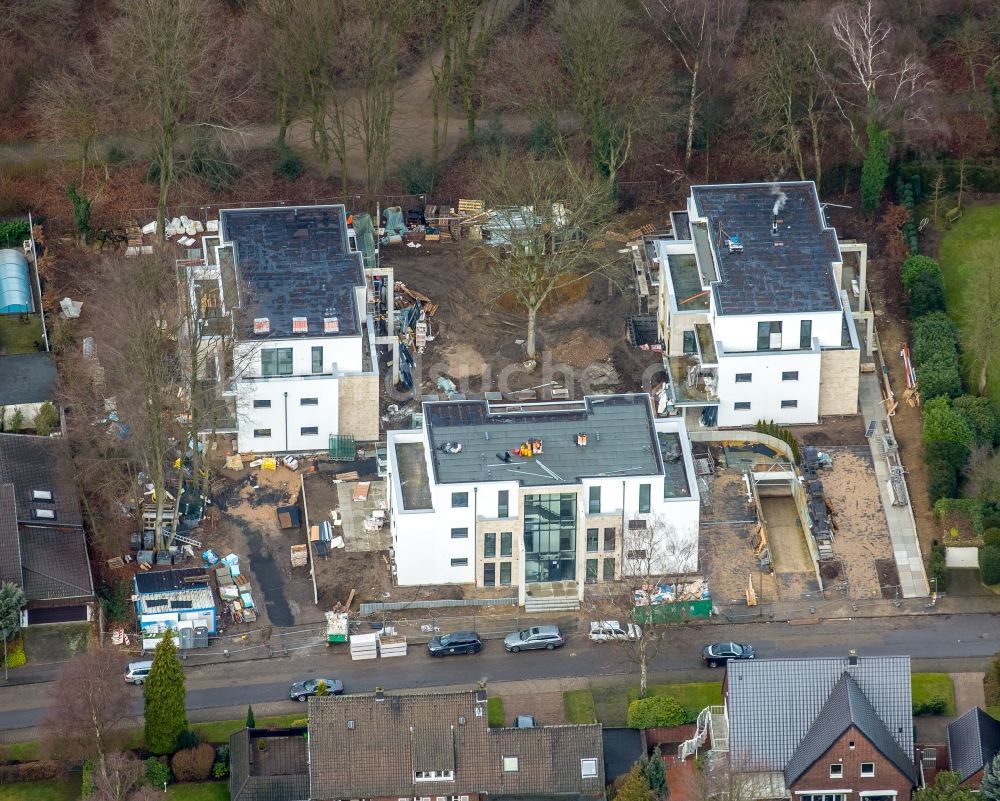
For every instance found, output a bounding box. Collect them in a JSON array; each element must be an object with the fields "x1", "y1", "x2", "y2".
[
  {"x1": 702, "y1": 642, "x2": 755, "y2": 668},
  {"x1": 427, "y1": 631, "x2": 483, "y2": 656},
  {"x1": 289, "y1": 678, "x2": 344, "y2": 701}
]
